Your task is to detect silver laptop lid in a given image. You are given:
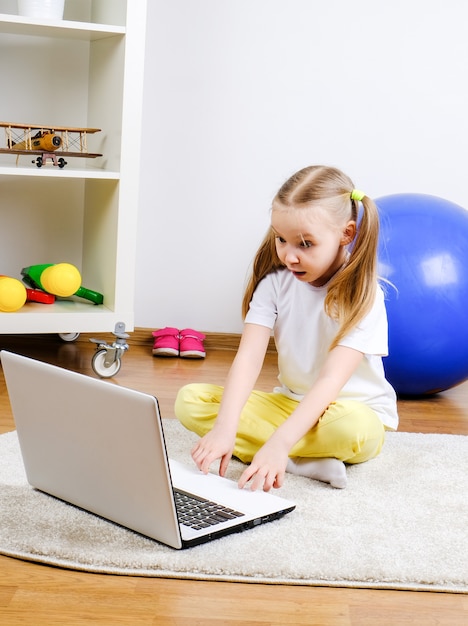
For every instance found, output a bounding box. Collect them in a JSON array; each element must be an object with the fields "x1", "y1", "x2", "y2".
[{"x1": 1, "y1": 350, "x2": 183, "y2": 548}]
